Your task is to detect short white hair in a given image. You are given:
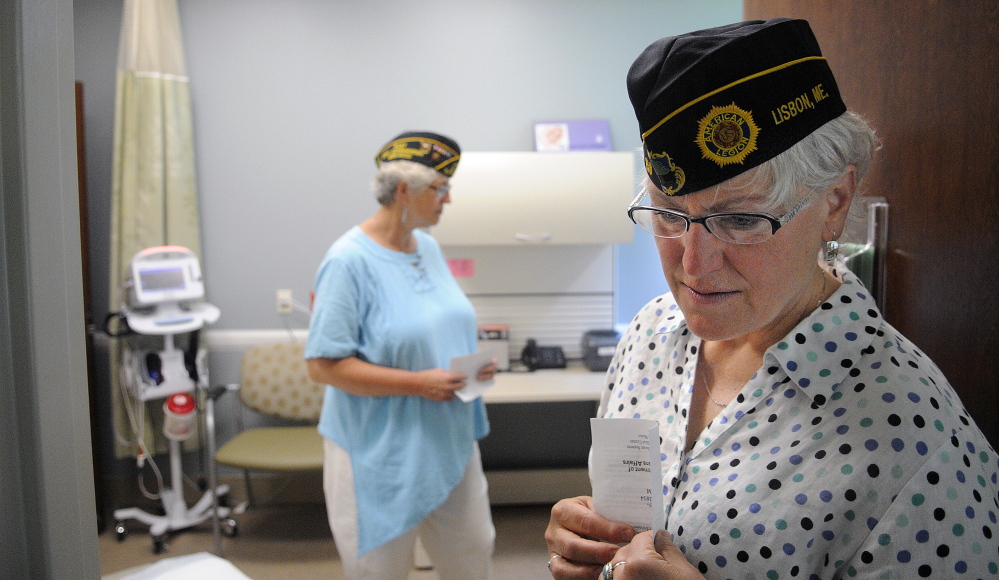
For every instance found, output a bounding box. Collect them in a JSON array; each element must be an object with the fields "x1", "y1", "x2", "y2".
[
  {"x1": 741, "y1": 110, "x2": 880, "y2": 212},
  {"x1": 373, "y1": 160, "x2": 441, "y2": 206}
]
